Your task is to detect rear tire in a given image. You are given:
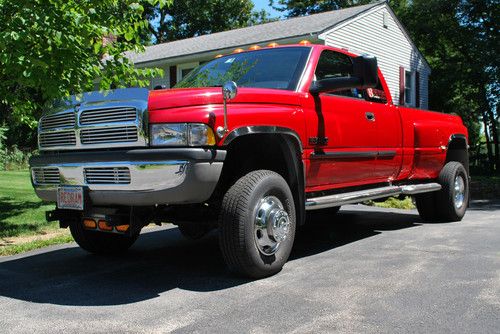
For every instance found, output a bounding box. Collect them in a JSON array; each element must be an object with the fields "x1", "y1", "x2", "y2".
[
  {"x1": 219, "y1": 170, "x2": 296, "y2": 279},
  {"x1": 416, "y1": 161, "x2": 469, "y2": 222},
  {"x1": 68, "y1": 218, "x2": 139, "y2": 254}
]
